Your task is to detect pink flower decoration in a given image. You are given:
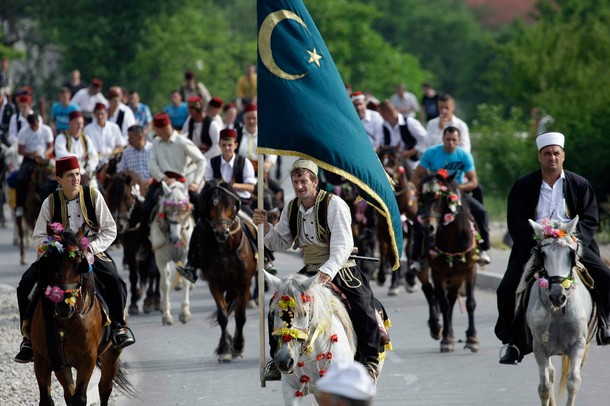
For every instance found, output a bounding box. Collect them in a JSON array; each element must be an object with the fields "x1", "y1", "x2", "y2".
[
  {"x1": 45, "y1": 285, "x2": 65, "y2": 304},
  {"x1": 449, "y1": 193, "x2": 459, "y2": 202},
  {"x1": 538, "y1": 278, "x2": 549, "y2": 289},
  {"x1": 398, "y1": 166, "x2": 405, "y2": 174},
  {"x1": 429, "y1": 249, "x2": 437, "y2": 257},
  {"x1": 49, "y1": 222, "x2": 64, "y2": 234},
  {"x1": 443, "y1": 213, "x2": 455, "y2": 224},
  {"x1": 81, "y1": 236, "x2": 89, "y2": 251},
  {"x1": 417, "y1": 215, "x2": 423, "y2": 224}
]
